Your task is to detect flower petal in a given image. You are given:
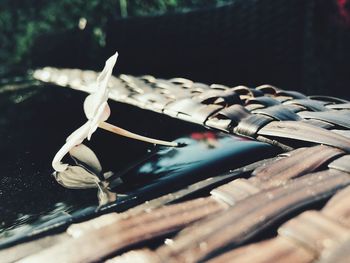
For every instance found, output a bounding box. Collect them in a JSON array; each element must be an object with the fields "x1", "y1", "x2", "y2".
[
  {"x1": 53, "y1": 165, "x2": 100, "y2": 189},
  {"x1": 83, "y1": 51, "x2": 117, "y2": 124},
  {"x1": 52, "y1": 122, "x2": 90, "y2": 172},
  {"x1": 65, "y1": 121, "x2": 90, "y2": 143},
  {"x1": 96, "y1": 51, "x2": 118, "y2": 90},
  {"x1": 87, "y1": 102, "x2": 110, "y2": 140},
  {"x1": 69, "y1": 144, "x2": 103, "y2": 175},
  {"x1": 83, "y1": 93, "x2": 98, "y2": 119}
]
